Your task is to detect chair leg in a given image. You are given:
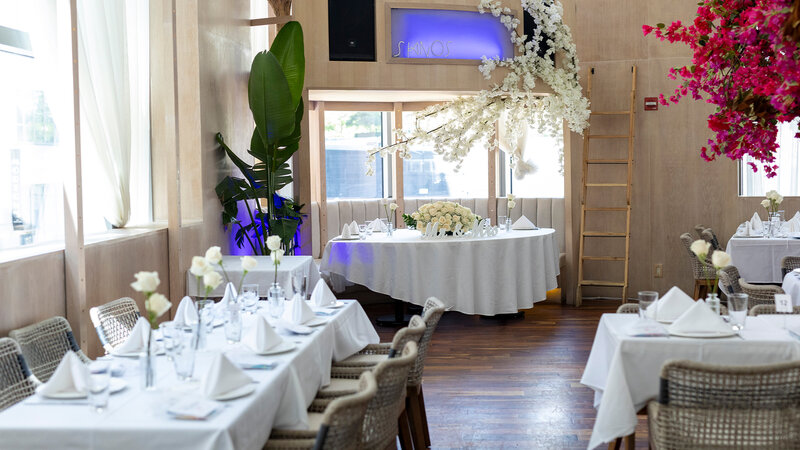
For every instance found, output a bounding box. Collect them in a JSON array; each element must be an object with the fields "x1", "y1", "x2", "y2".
[
  {"x1": 693, "y1": 280, "x2": 702, "y2": 300},
  {"x1": 624, "y1": 433, "x2": 635, "y2": 450},
  {"x1": 406, "y1": 388, "x2": 428, "y2": 449},
  {"x1": 608, "y1": 438, "x2": 622, "y2": 450},
  {"x1": 417, "y1": 386, "x2": 431, "y2": 447},
  {"x1": 398, "y1": 409, "x2": 414, "y2": 450}
]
